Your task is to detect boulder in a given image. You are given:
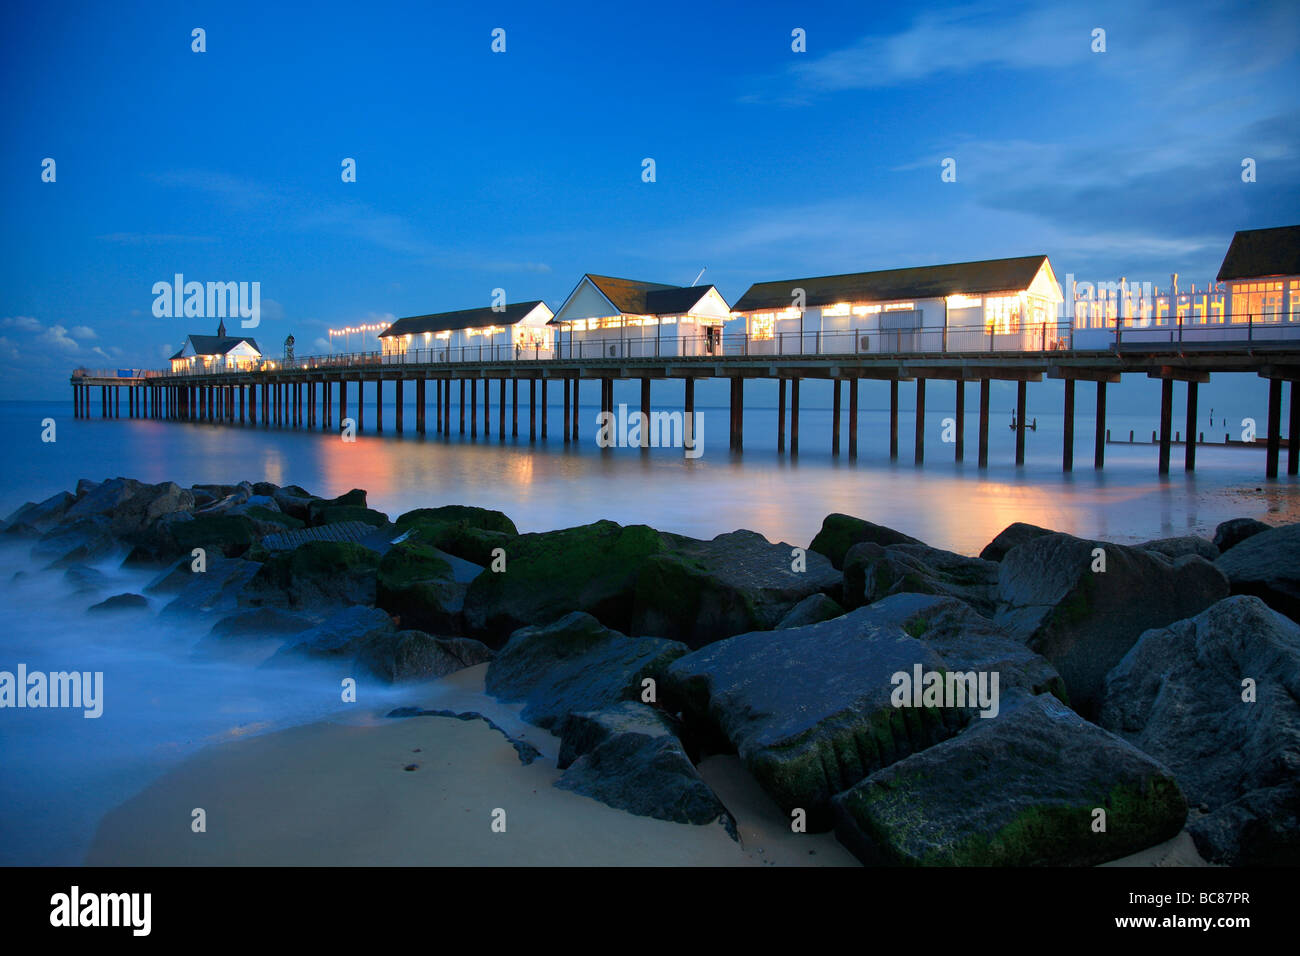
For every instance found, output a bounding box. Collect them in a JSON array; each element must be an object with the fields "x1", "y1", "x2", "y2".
[
  {"x1": 270, "y1": 486, "x2": 320, "y2": 521},
  {"x1": 357, "y1": 630, "x2": 494, "y2": 682},
  {"x1": 555, "y1": 702, "x2": 734, "y2": 831},
  {"x1": 1213, "y1": 517, "x2": 1272, "y2": 554},
  {"x1": 241, "y1": 540, "x2": 379, "y2": 610},
  {"x1": 64, "y1": 564, "x2": 109, "y2": 594},
  {"x1": 979, "y1": 522, "x2": 1055, "y2": 562},
  {"x1": 126, "y1": 512, "x2": 259, "y2": 565},
  {"x1": 1213, "y1": 523, "x2": 1300, "y2": 622},
  {"x1": 3, "y1": 491, "x2": 74, "y2": 536},
  {"x1": 809, "y1": 513, "x2": 921, "y2": 570},
  {"x1": 375, "y1": 539, "x2": 463, "y2": 633},
  {"x1": 631, "y1": 529, "x2": 842, "y2": 647},
  {"x1": 832, "y1": 690, "x2": 1187, "y2": 866},
  {"x1": 154, "y1": 556, "x2": 264, "y2": 618},
  {"x1": 33, "y1": 516, "x2": 117, "y2": 567},
  {"x1": 88, "y1": 592, "x2": 148, "y2": 613},
  {"x1": 995, "y1": 533, "x2": 1229, "y2": 716},
  {"x1": 1098, "y1": 595, "x2": 1300, "y2": 865},
  {"x1": 68, "y1": 478, "x2": 194, "y2": 539},
  {"x1": 395, "y1": 505, "x2": 518, "y2": 536},
  {"x1": 207, "y1": 607, "x2": 316, "y2": 641},
  {"x1": 1139, "y1": 535, "x2": 1219, "y2": 562},
  {"x1": 844, "y1": 541, "x2": 999, "y2": 615},
  {"x1": 484, "y1": 611, "x2": 688, "y2": 731},
  {"x1": 463, "y1": 520, "x2": 667, "y2": 640},
  {"x1": 269, "y1": 606, "x2": 396, "y2": 664},
  {"x1": 776, "y1": 593, "x2": 844, "y2": 629},
  {"x1": 305, "y1": 489, "x2": 368, "y2": 525},
  {"x1": 312, "y1": 505, "x2": 390, "y2": 528}
]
